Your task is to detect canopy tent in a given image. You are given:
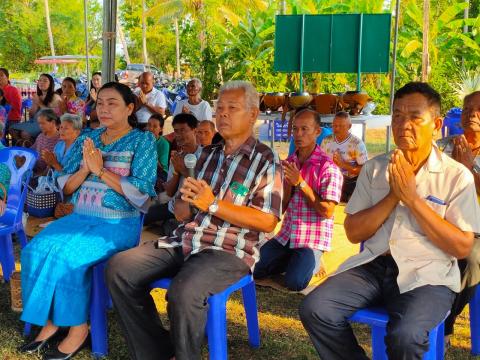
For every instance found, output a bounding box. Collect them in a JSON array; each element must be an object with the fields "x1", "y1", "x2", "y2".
[{"x1": 34, "y1": 55, "x2": 100, "y2": 65}]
